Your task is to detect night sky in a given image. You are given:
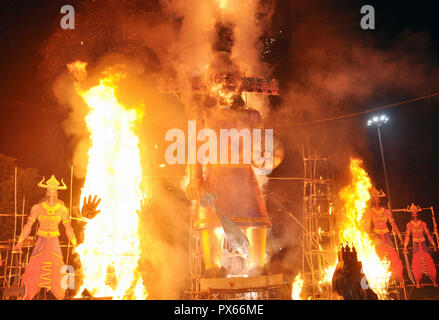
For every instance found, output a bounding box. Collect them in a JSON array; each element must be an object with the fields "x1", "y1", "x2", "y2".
[{"x1": 0, "y1": 0, "x2": 438, "y2": 224}]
